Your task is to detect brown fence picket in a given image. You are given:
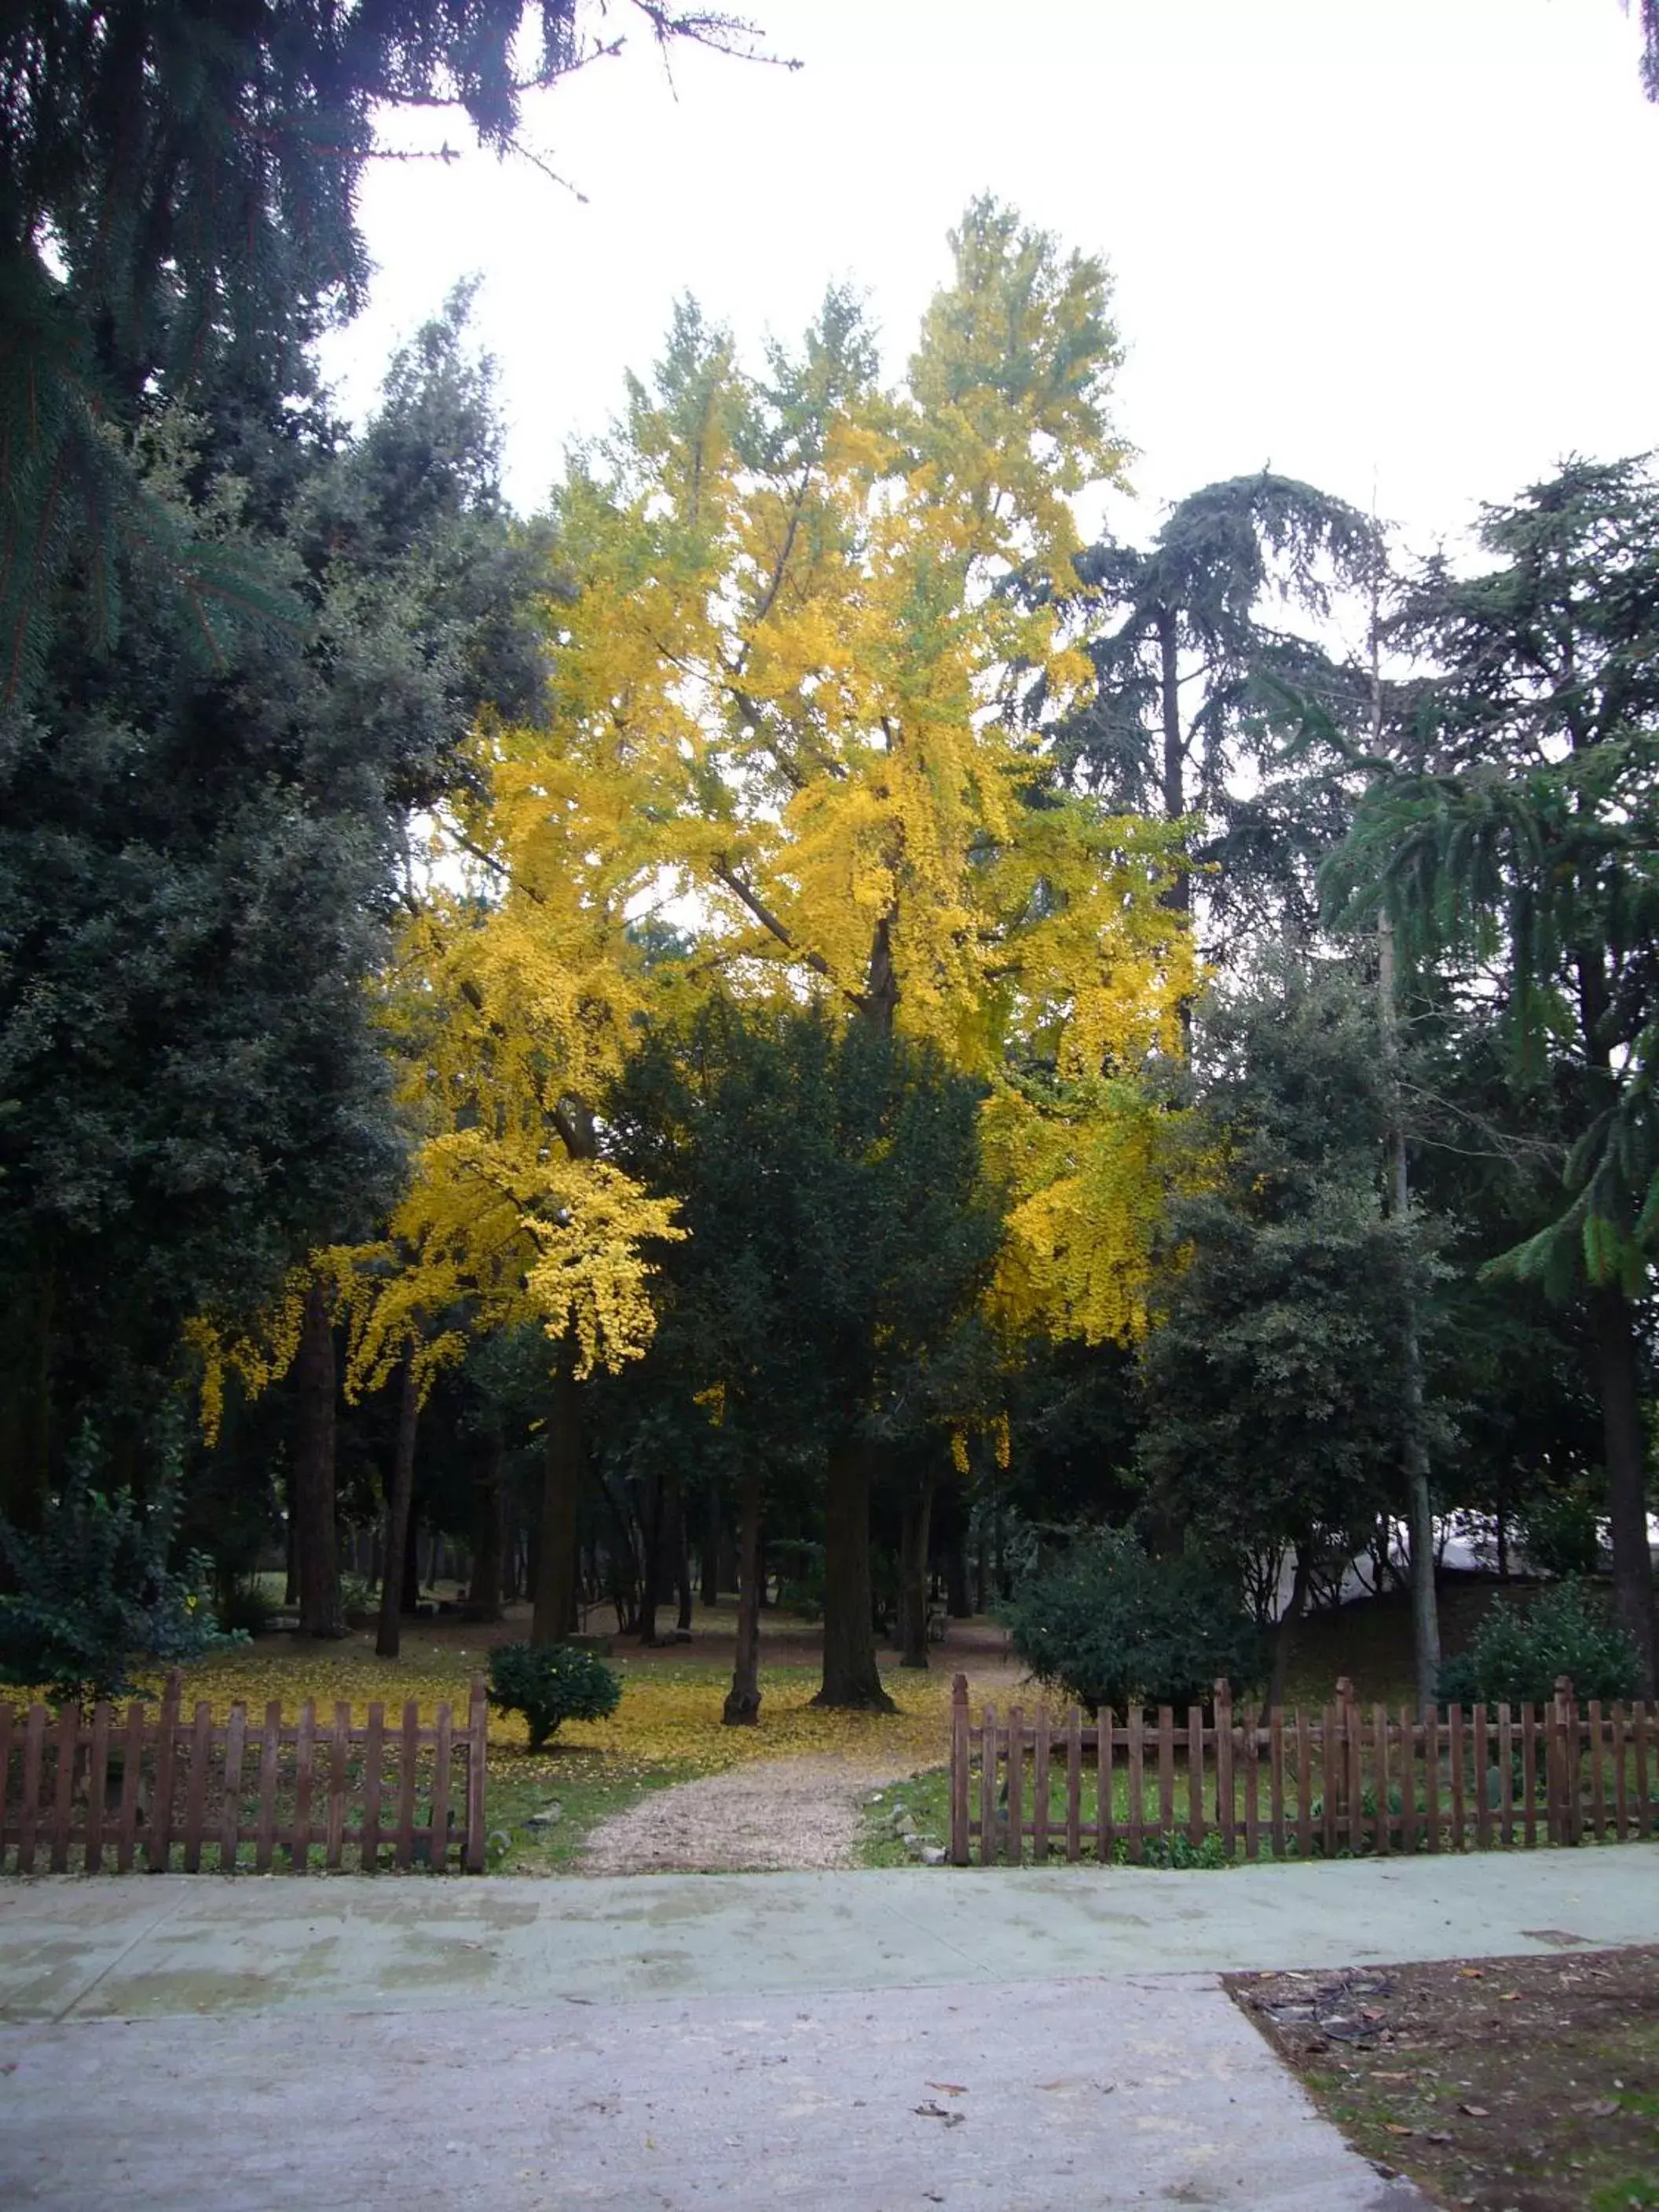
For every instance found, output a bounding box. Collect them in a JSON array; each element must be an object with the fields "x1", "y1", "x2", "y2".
[
  {"x1": 220, "y1": 1705, "x2": 246, "y2": 1870},
  {"x1": 1269, "y1": 1708, "x2": 1285, "y2": 1859},
  {"x1": 1372, "y1": 1705, "x2": 1390, "y2": 1856},
  {"x1": 1345, "y1": 1690, "x2": 1364, "y2": 1857},
  {"x1": 1006, "y1": 1706, "x2": 1024, "y2": 1866},
  {"x1": 1215, "y1": 1683, "x2": 1235, "y2": 1859},
  {"x1": 1522, "y1": 1704, "x2": 1538, "y2": 1847},
  {"x1": 393, "y1": 1702, "x2": 419, "y2": 1870},
  {"x1": 361, "y1": 1705, "x2": 385, "y2": 1873},
  {"x1": 1397, "y1": 1708, "x2": 1415, "y2": 1856},
  {"x1": 1473, "y1": 1705, "x2": 1492, "y2": 1851},
  {"x1": 324, "y1": 1702, "x2": 349, "y2": 1869},
  {"x1": 430, "y1": 1703, "x2": 453, "y2": 1870},
  {"x1": 147, "y1": 1675, "x2": 182, "y2": 1873},
  {"x1": 255, "y1": 1701, "x2": 281, "y2": 1873},
  {"x1": 291, "y1": 1701, "x2": 315, "y2": 1872},
  {"x1": 1588, "y1": 1701, "x2": 1607, "y2": 1840},
  {"x1": 1294, "y1": 1710, "x2": 1311, "y2": 1859},
  {"x1": 1450, "y1": 1704, "x2": 1469, "y2": 1851},
  {"x1": 1635, "y1": 1703, "x2": 1652, "y2": 1839},
  {"x1": 1496, "y1": 1705, "x2": 1514, "y2": 1847},
  {"x1": 1321, "y1": 1698, "x2": 1339, "y2": 1856},
  {"x1": 1126, "y1": 1707, "x2": 1144, "y2": 1863},
  {"x1": 0, "y1": 1703, "x2": 13, "y2": 1871},
  {"x1": 84, "y1": 1701, "x2": 111, "y2": 1874},
  {"x1": 49, "y1": 1704, "x2": 78, "y2": 1874},
  {"x1": 1243, "y1": 1705, "x2": 1261, "y2": 1862},
  {"x1": 979, "y1": 1703, "x2": 997, "y2": 1866},
  {"x1": 115, "y1": 1702, "x2": 144, "y2": 1872},
  {"x1": 18, "y1": 1703, "x2": 46, "y2": 1874},
  {"x1": 182, "y1": 1701, "x2": 213, "y2": 1873},
  {"x1": 1185, "y1": 1705, "x2": 1203, "y2": 1848},
  {"x1": 950, "y1": 1676, "x2": 970, "y2": 1864},
  {"x1": 1157, "y1": 1708, "x2": 1175, "y2": 1841},
  {"x1": 464, "y1": 1680, "x2": 488, "y2": 1873},
  {"x1": 1611, "y1": 1705, "x2": 1628, "y2": 1840},
  {"x1": 1093, "y1": 1709, "x2": 1112, "y2": 1864},
  {"x1": 1423, "y1": 1706, "x2": 1441, "y2": 1852},
  {"x1": 1031, "y1": 1705, "x2": 1050, "y2": 1864},
  {"x1": 1064, "y1": 1707, "x2": 1082, "y2": 1862}
]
